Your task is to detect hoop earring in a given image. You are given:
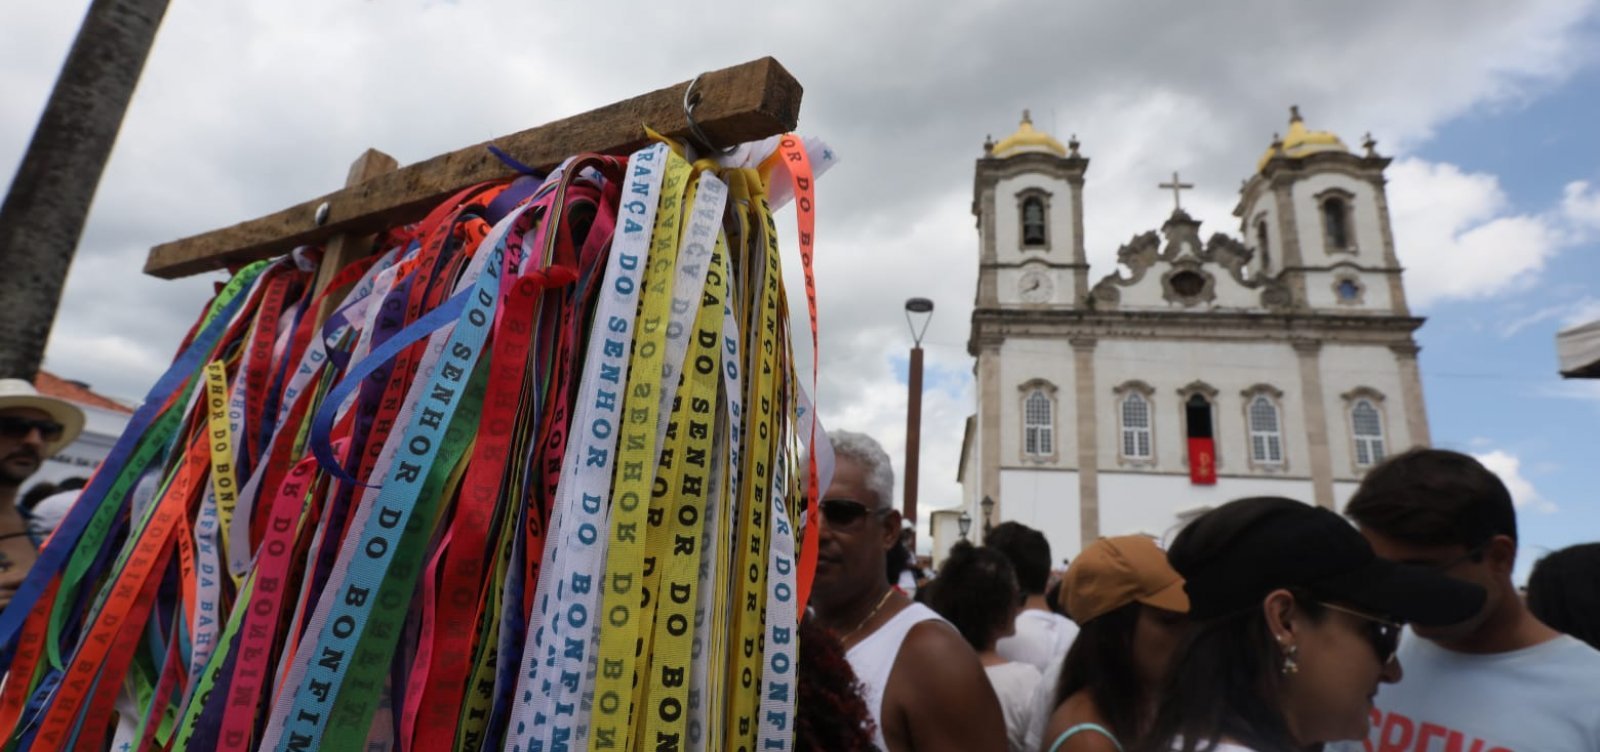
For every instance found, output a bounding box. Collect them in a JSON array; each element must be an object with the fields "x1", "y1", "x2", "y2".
[{"x1": 1280, "y1": 643, "x2": 1300, "y2": 676}]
